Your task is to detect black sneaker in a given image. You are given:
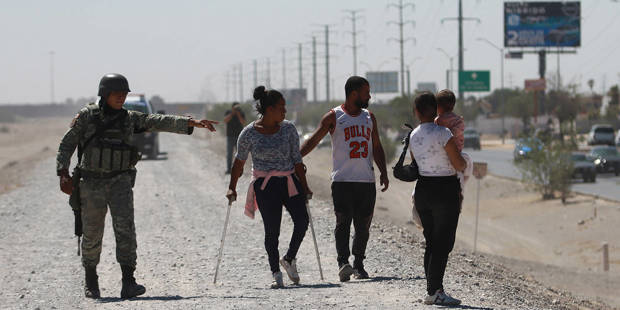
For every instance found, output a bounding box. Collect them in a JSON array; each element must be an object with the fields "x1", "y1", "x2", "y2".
[
  {"x1": 353, "y1": 266, "x2": 369, "y2": 279},
  {"x1": 338, "y1": 264, "x2": 354, "y2": 282}
]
